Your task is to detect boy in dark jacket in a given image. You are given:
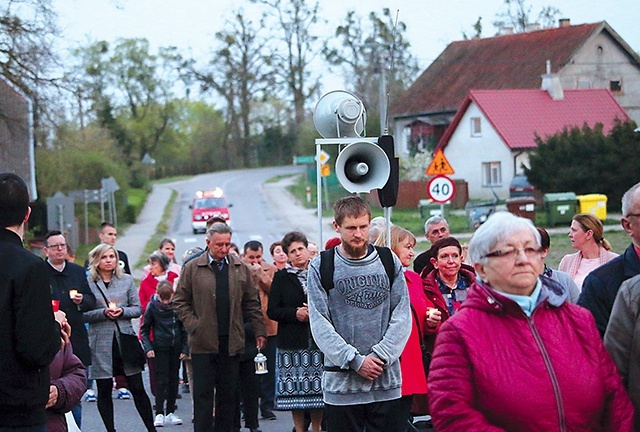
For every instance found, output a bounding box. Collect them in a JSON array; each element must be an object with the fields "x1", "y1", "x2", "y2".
[{"x1": 141, "y1": 280, "x2": 188, "y2": 427}]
